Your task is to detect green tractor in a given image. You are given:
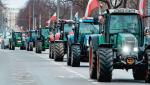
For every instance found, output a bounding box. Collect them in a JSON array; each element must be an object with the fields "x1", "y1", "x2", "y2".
[
  {"x1": 9, "y1": 32, "x2": 26, "y2": 50},
  {"x1": 67, "y1": 18, "x2": 99, "y2": 67},
  {"x1": 89, "y1": 8, "x2": 150, "y2": 82},
  {"x1": 49, "y1": 19, "x2": 74, "y2": 61},
  {"x1": 26, "y1": 30, "x2": 38, "y2": 51},
  {"x1": 35, "y1": 27, "x2": 50, "y2": 53}
]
